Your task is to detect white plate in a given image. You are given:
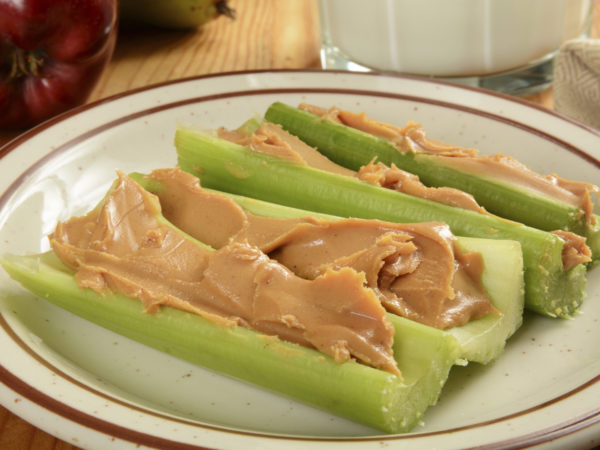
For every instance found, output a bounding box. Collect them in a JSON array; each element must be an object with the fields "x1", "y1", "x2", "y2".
[{"x1": 0, "y1": 70, "x2": 599, "y2": 449}]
